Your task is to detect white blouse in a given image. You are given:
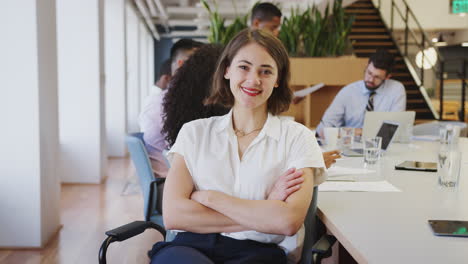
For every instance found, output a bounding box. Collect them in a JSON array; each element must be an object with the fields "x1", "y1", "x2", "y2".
[{"x1": 168, "y1": 110, "x2": 326, "y2": 263}]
